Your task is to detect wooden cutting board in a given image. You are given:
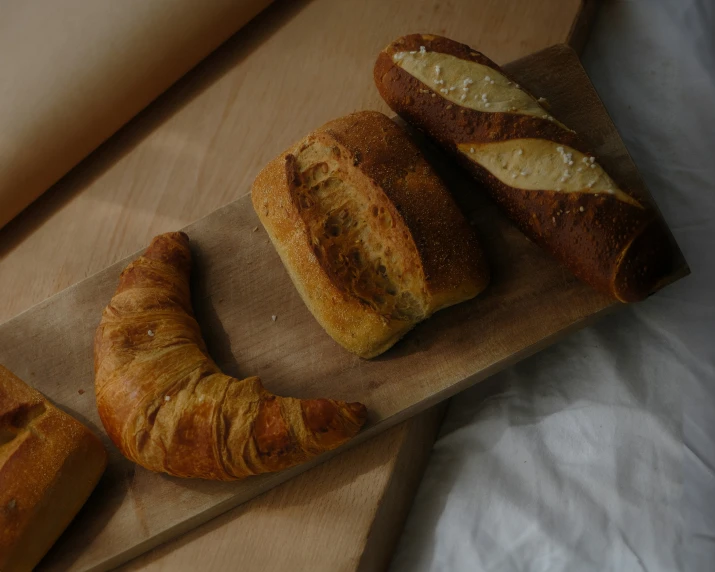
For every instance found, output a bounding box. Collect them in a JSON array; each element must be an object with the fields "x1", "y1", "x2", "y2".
[
  {"x1": 107, "y1": 4, "x2": 600, "y2": 570},
  {"x1": 0, "y1": 38, "x2": 687, "y2": 572},
  {"x1": 0, "y1": 2, "x2": 600, "y2": 571},
  {"x1": 1, "y1": 4, "x2": 598, "y2": 572}
]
